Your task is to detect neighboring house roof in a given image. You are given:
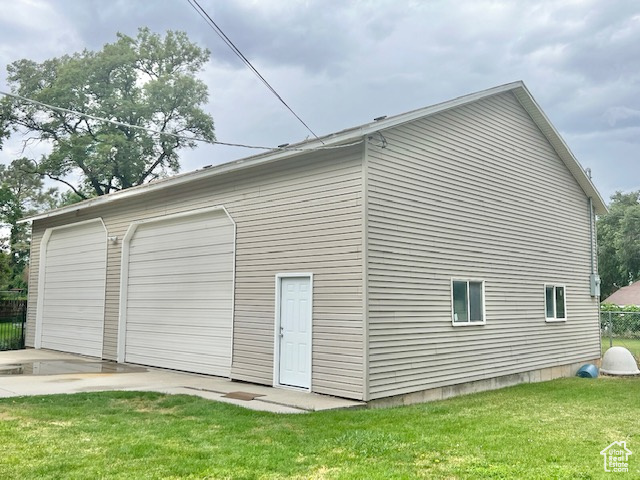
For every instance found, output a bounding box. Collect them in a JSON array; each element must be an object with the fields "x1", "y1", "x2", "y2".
[
  {"x1": 20, "y1": 80, "x2": 608, "y2": 224},
  {"x1": 602, "y1": 281, "x2": 640, "y2": 306}
]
